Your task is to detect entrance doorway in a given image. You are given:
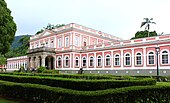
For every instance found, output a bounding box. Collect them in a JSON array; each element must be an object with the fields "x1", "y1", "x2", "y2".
[{"x1": 45, "y1": 56, "x2": 54, "y2": 70}]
